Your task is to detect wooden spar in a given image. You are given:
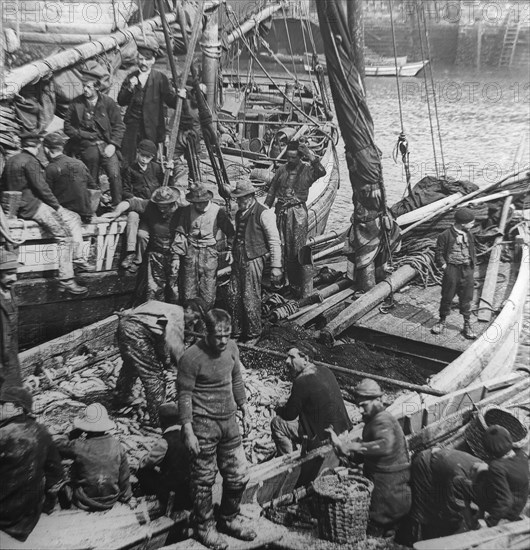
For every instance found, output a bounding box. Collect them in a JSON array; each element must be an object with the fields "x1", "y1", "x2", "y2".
[
  {"x1": 477, "y1": 196, "x2": 513, "y2": 323},
  {"x1": 320, "y1": 264, "x2": 418, "y2": 340},
  {"x1": 225, "y1": 4, "x2": 284, "y2": 45},
  {"x1": 287, "y1": 279, "x2": 352, "y2": 321},
  {"x1": 294, "y1": 286, "x2": 356, "y2": 326},
  {"x1": 462, "y1": 187, "x2": 526, "y2": 207},
  {"x1": 396, "y1": 193, "x2": 464, "y2": 226},
  {"x1": 155, "y1": 0, "x2": 179, "y2": 92},
  {"x1": 200, "y1": 6, "x2": 219, "y2": 114}
]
